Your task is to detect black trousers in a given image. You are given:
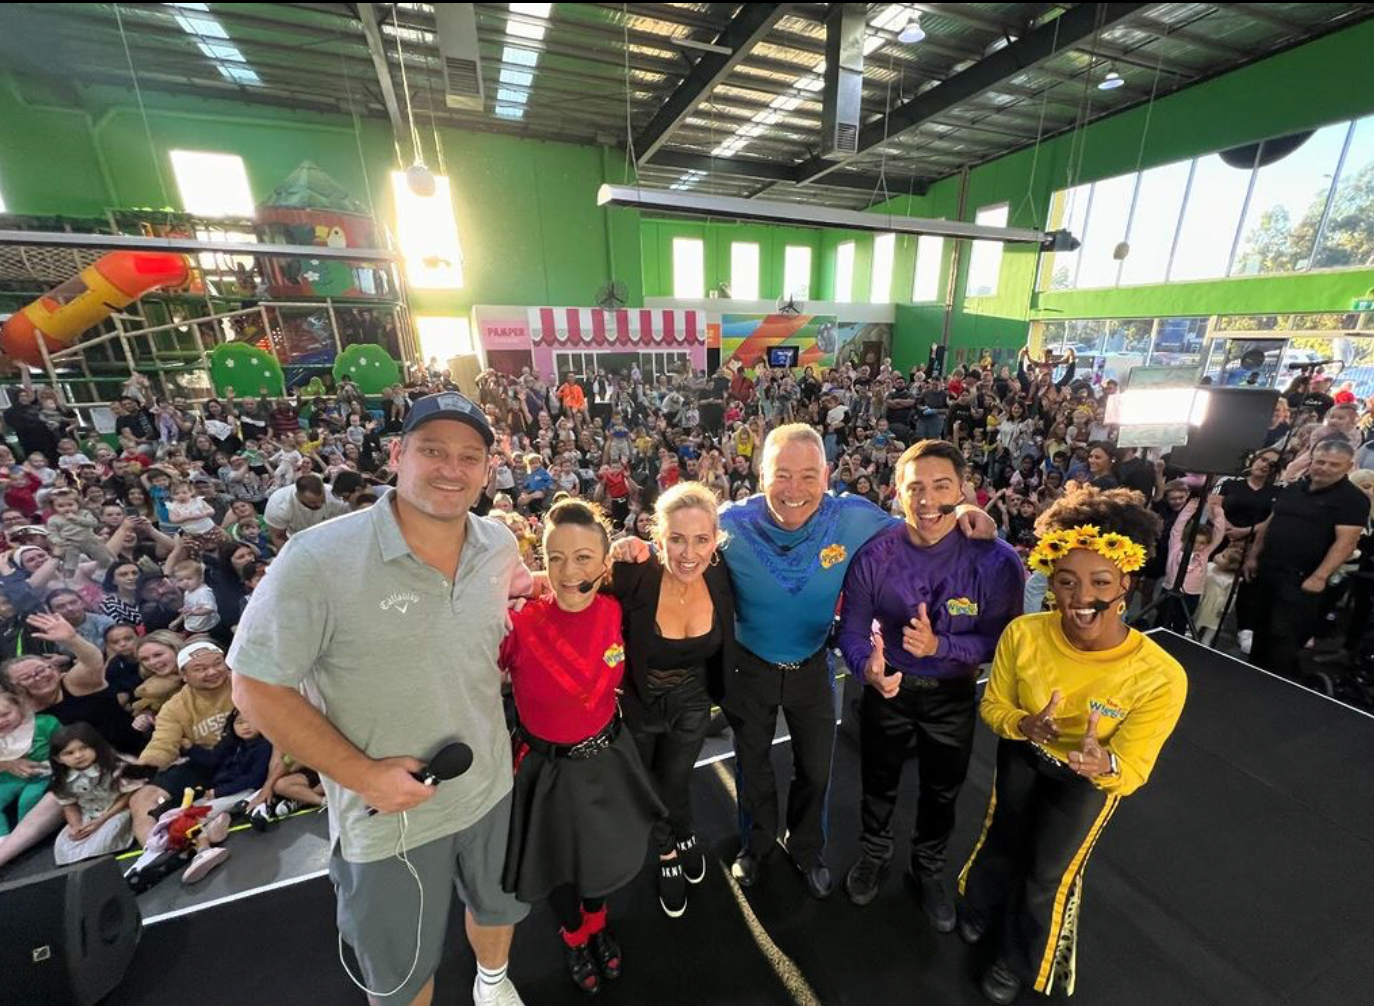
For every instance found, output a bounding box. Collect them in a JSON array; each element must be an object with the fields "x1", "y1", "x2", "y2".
[
  {"x1": 1248, "y1": 566, "x2": 1323, "y2": 679},
  {"x1": 960, "y1": 740, "x2": 1120, "y2": 994},
  {"x1": 858, "y1": 672, "x2": 977, "y2": 875},
  {"x1": 624, "y1": 675, "x2": 713, "y2": 854},
  {"x1": 723, "y1": 647, "x2": 835, "y2": 869}
]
